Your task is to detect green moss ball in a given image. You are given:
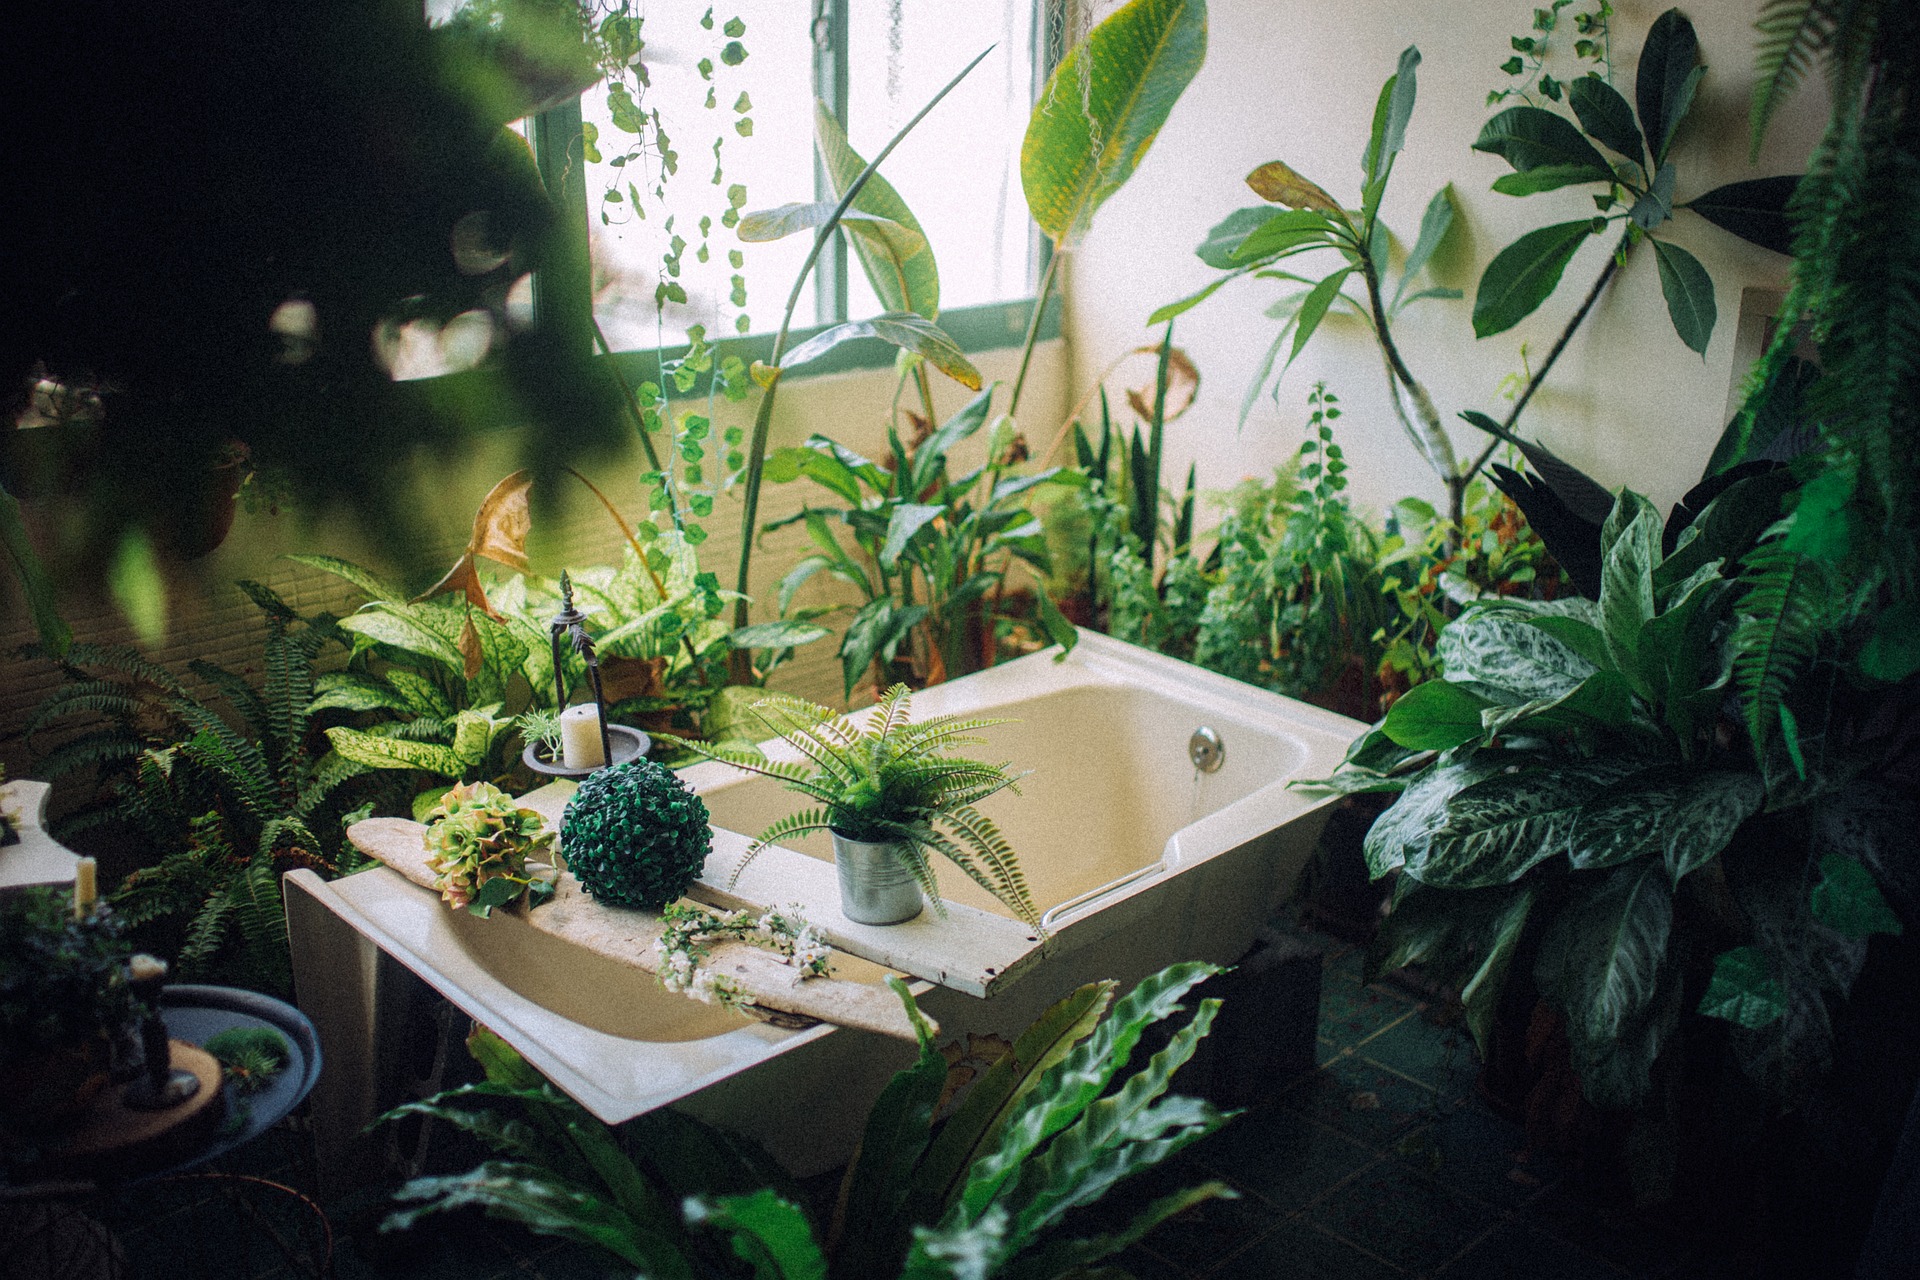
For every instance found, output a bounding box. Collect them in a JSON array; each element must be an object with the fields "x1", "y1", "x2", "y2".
[{"x1": 561, "y1": 759, "x2": 712, "y2": 912}]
